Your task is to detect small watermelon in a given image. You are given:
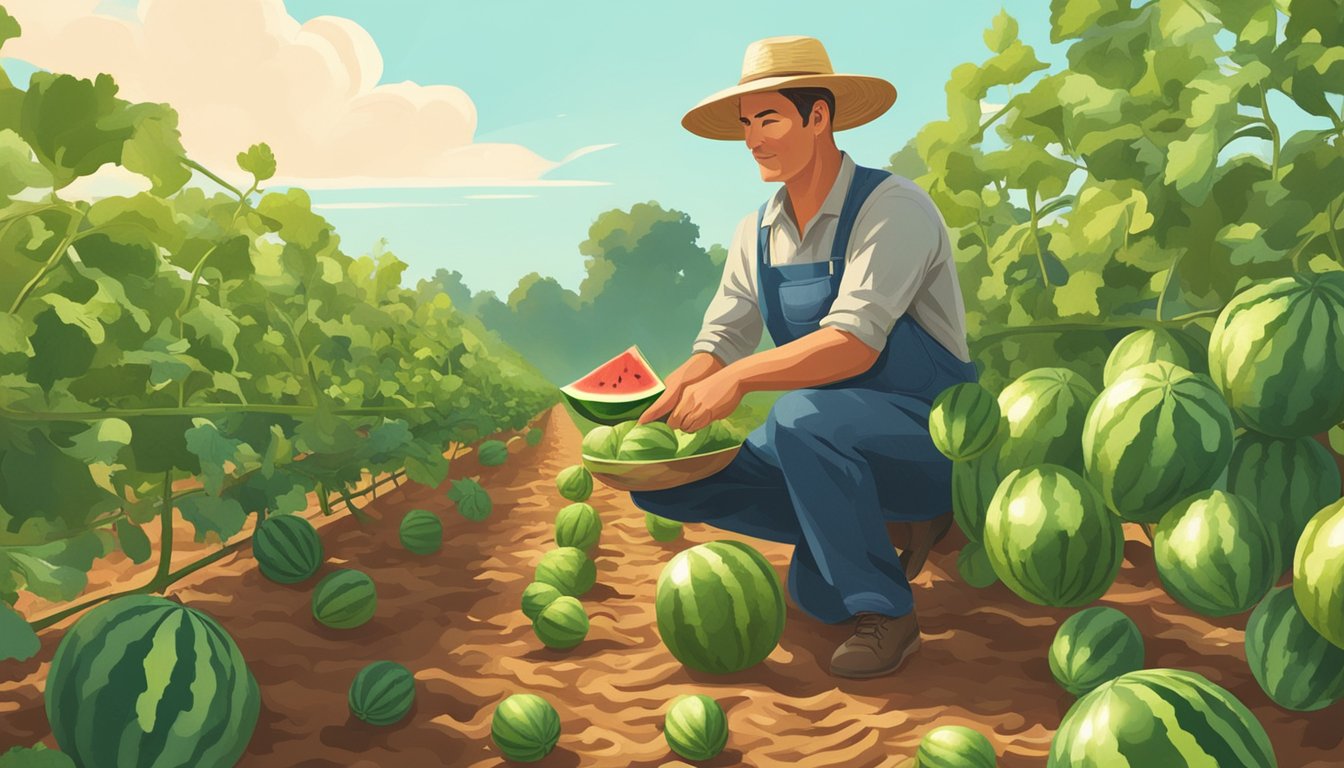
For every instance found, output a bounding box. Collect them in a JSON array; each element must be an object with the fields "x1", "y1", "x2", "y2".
[
  {"x1": 521, "y1": 582, "x2": 563, "y2": 621},
  {"x1": 983, "y1": 465, "x2": 1123, "y2": 607},
  {"x1": 398, "y1": 509, "x2": 443, "y2": 555},
  {"x1": 956, "y1": 540, "x2": 998, "y2": 588},
  {"x1": 655, "y1": 541, "x2": 786, "y2": 674},
  {"x1": 581, "y1": 425, "x2": 620, "y2": 459},
  {"x1": 951, "y1": 439, "x2": 1005, "y2": 541},
  {"x1": 534, "y1": 547, "x2": 597, "y2": 597},
  {"x1": 995, "y1": 367, "x2": 1098, "y2": 477},
  {"x1": 477, "y1": 439, "x2": 509, "y2": 466},
  {"x1": 674, "y1": 427, "x2": 714, "y2": 457},
  {"x1": 1209, "y1": 272, "x2": 1344, "y2": 438},
  {"x1": 617, "y1": 422, "x2": 678, "y2": 461},
  {"x1": 1082, "y1": 361, "x2": 1235, "y2": 523},
  {"x1": 525, "y1": 427, "x2": 544, "y2": 446},
  {"x1": 646, "y1": 512, "x2": 684, "y2": 542},
  {"x1": 45, "y1": 596, "x2": 259, "y2": 768},
  {"x1": 916, "y1": 725, "x2": 997, "y2": 768},
  {"x1": 555, "y1": 502, "x2": 602, "y2": 553},
  {"x1": 929, "y1": 382, "x2": 1001, "y2": 461},
  {"x1": 1104, "y1": 328, "x2": 1207, "y2": 386},
  {"x1": 1245, "y1": 585, "x2": 1344, "y2": 711},
  {"x1": 1047, "y1": 669, "x2": 1275, "y2": 767},
  {"x1": 533, "y1": 596, "x2": 589, "y2": 649},
  {"x1": 1228, "y1": 433, "x2": 1340, "y2": 571},
  {"x1": 1048, "y1": 607, "x2": 1144, "y2": 697},
  {"x1": 612, "y1": 420, "x2": 638, "y2": 443},
  {"x1": 348, "y1": 661, "x2": 415, "y2": 726},
  {"x1": 1153, "y1": 490, "x2": 1279, "y2": 617},
  {"x1": 312, "y1": 569, "x2": 378, "y2": 629},
  {"x1": 664, "y1": 694, "x2": 729, "y2": 761},
  {"x1": 491, "y1": 693, "x2": 561, "y2": 763},
  {"x1": 253, "y1": 513, "x2": 323, "y2": 584},
  {"x1": 555, "y1": 465, "x2": 593, "y2": 502},
  {"x1": 1294, "y1": 498, "x2": 1344, "y2": 649}
]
